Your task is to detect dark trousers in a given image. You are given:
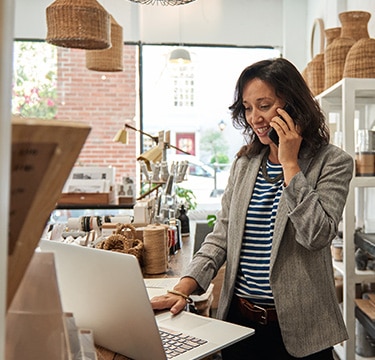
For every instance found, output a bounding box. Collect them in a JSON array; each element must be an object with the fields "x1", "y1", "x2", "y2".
[{"x1": 221, "y1": 299, "x2": 334, "y2": 360}]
